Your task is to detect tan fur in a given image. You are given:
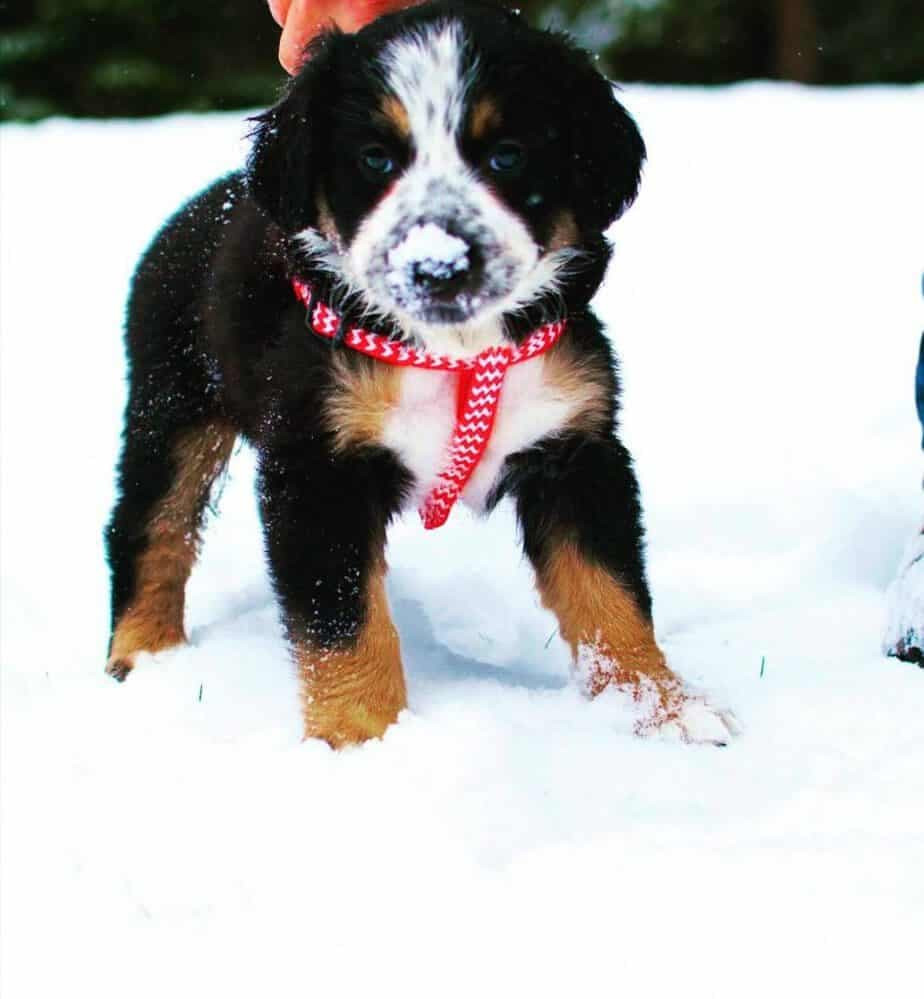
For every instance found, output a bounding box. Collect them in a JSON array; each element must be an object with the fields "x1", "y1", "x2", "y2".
[
  {"x1": 324, "y1": 355, "x2": 401, "y2": 453},
  {"x1": 547, "y1": 210, "x2": 579, "y2": 252},
  {"x1": 380, "y1": 95, "x2": 411, "y2": 139},
  {"x1": 295, "y1": 562, "x2": 407, "y2": 747},
  {"x1": 106, "y1": 421, "x2": 237, "y2": 679},
  {"x1": 536, "y1": 541, "x2": 688, "y2": 731},
  {"x1": 542, "y1": 341, "x2": 612, "y2": 436},
  {"x1": 316, "y1": 192, "x2": 341, "y2": 246},
  {"x1": 469, "y1": 96, "x2": 502, "y2": 139}
]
